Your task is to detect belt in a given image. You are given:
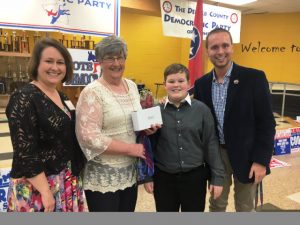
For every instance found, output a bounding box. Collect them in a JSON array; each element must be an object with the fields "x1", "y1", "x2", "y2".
[{"x1": 220, "y1": 144, "x2": 227, "y2": 149}]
